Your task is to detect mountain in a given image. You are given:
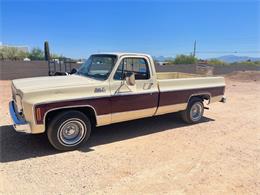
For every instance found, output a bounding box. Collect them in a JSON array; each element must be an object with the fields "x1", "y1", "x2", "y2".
[
  {"x1": 215, "y1": 55, "x2": 260, "y2": 63},
  {"x1": 154, "y1": 55, "x2": 260, "y2": 63},
  {"x1": 153, "y1": 56, "x2": 174, "y2": 62}
]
